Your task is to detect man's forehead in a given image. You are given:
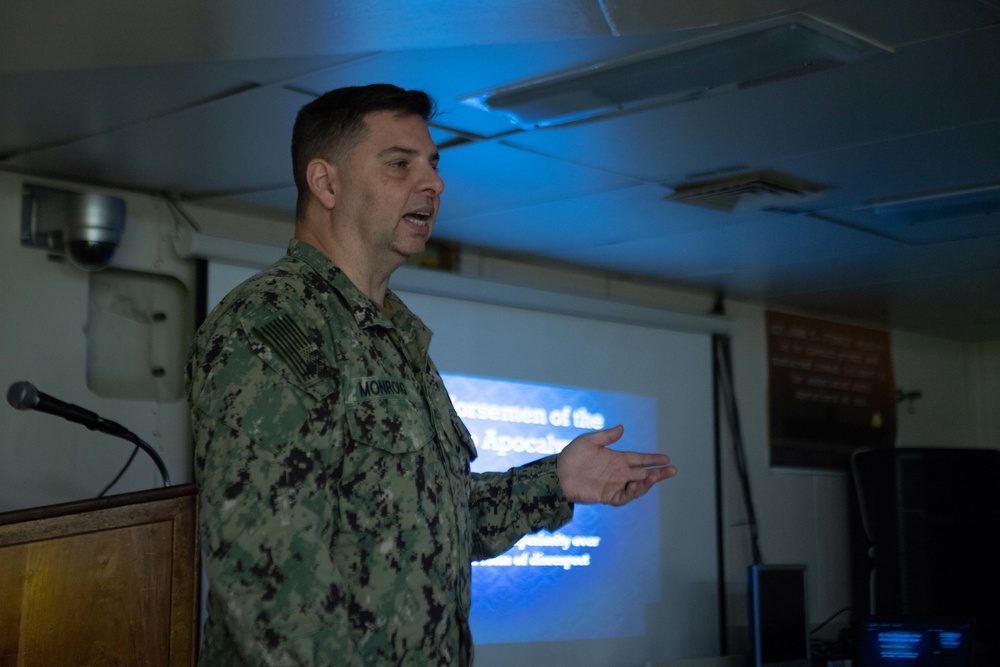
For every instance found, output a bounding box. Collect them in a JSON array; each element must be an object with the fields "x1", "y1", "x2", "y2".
[
  {"x1": 360, "y1": 110, "x2": 437, "y2": 155},
  {"x1": 363, "y1": 110, "x2": 430, "y2": 135}
]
